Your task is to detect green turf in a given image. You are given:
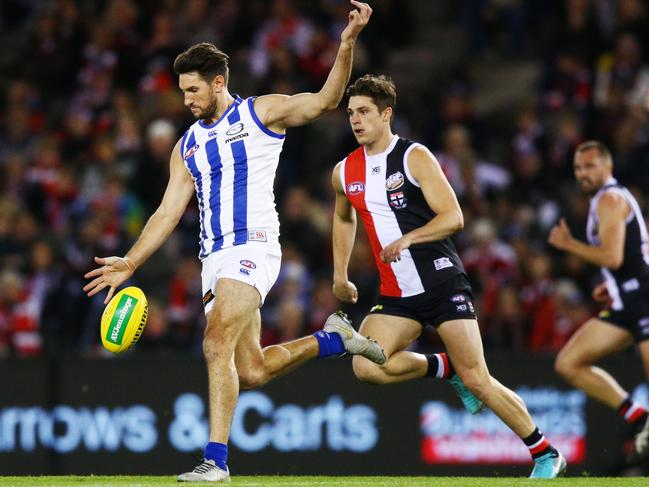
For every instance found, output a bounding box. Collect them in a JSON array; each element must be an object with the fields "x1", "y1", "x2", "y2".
[{"x1": 1, "y1": 477, "x2": 647, "y2": 487}]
